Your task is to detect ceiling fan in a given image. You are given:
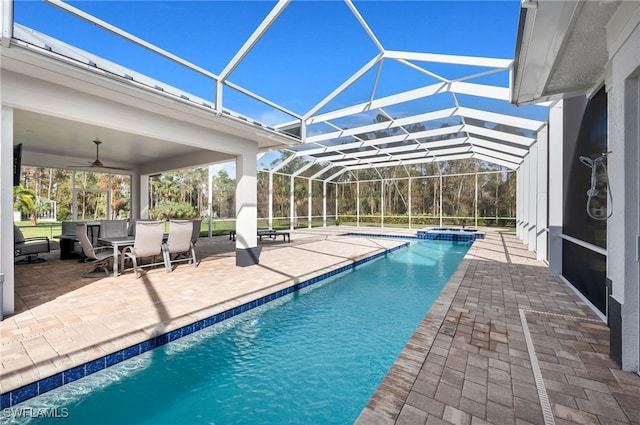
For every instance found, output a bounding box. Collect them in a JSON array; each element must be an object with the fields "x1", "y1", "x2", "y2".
[{"x1": 69, "y1": 140, "x2": 131, "y2": 171}]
